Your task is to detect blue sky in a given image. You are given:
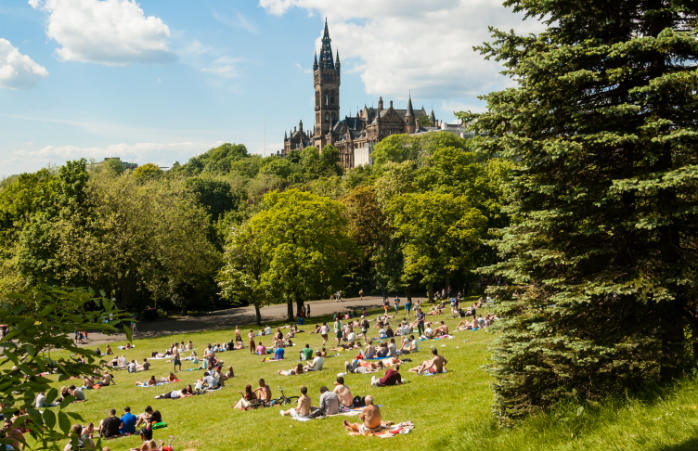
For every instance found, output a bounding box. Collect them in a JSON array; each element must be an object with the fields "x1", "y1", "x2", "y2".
[{"x1": 0, "y1": 0, "x2": 540, "y2": 177}]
